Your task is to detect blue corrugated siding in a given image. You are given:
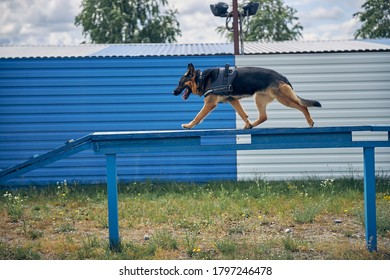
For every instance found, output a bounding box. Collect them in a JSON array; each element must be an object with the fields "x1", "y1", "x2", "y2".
[{"x1": 0, "y1": 55, "x2": 236, "y2": 185}]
